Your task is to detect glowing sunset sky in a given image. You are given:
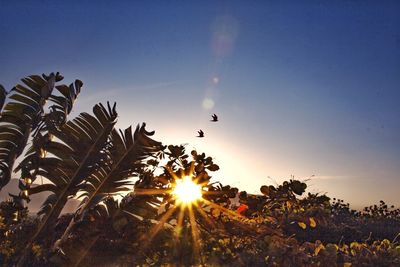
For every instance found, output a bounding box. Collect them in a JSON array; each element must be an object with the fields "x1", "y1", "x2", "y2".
[{"x1": 1, "y1": 1, "x2": 399, "y2": 208}]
